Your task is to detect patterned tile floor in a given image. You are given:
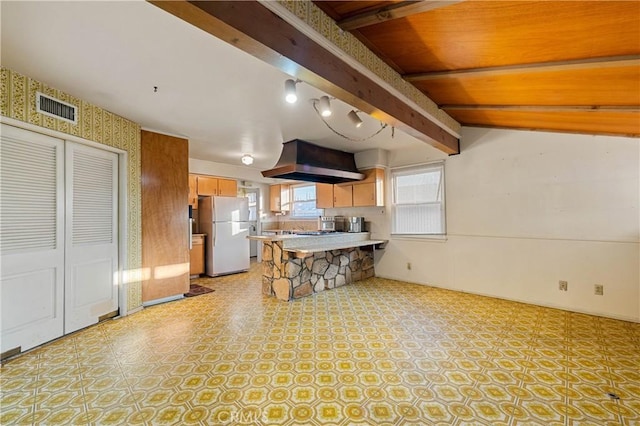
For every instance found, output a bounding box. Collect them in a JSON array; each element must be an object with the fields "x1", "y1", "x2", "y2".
[{"x1": 1, "y1": 260, "x2": 639, "y2": 425}]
